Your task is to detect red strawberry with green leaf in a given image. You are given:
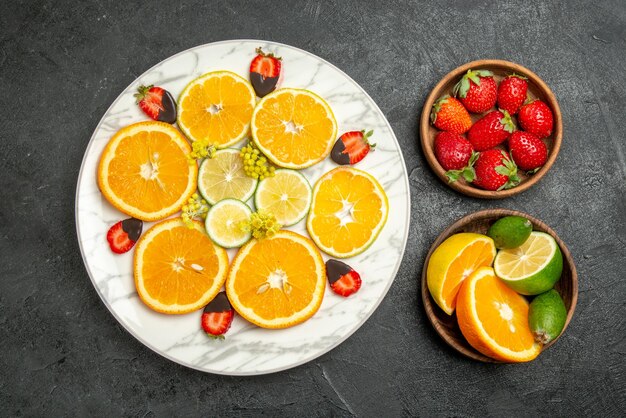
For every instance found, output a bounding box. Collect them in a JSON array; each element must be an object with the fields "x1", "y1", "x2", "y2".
[
  {"x1": 331, "y1": 130, "x2": 375, "y2": 165},
  {"x1": 508, "y1": 131, "x2": 548, "y2": 172},
  {"x1": 201, "y1": 292, "x2": 235, "y2": 339},
  {"x1": 134, "y1": 85, "x2": 177, "y2": 124},
  {"x1": 452, "y1": 69, "x2": 498, "y2": 113},
  {"x1": 106, "y1": 218, "x2": 143, "y2": 254},
  {"x1": 433, "y1": 131, "x2": 478, "y2": 182},
  {"x1": 467, "y1": 110, "x2": 515, "y2": 151},
  {"x1": 430, "y1": 96, "x2": 473, "y2": 134},
  {"x1": 249, "y1": 47, "x2": 282, "y2": 97},
  {"x1": 326, "y1": 259, "x2": 361, "y2": 297},
  {"x1": 518, "y1": 100, "x2": 554, "y2": 138},
  {"x1": 473, "y1": 149, "x2": 520, "y2": 191},
  {"x1": 497, "y1": 74, "x2": 528, "y2": 115}
]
